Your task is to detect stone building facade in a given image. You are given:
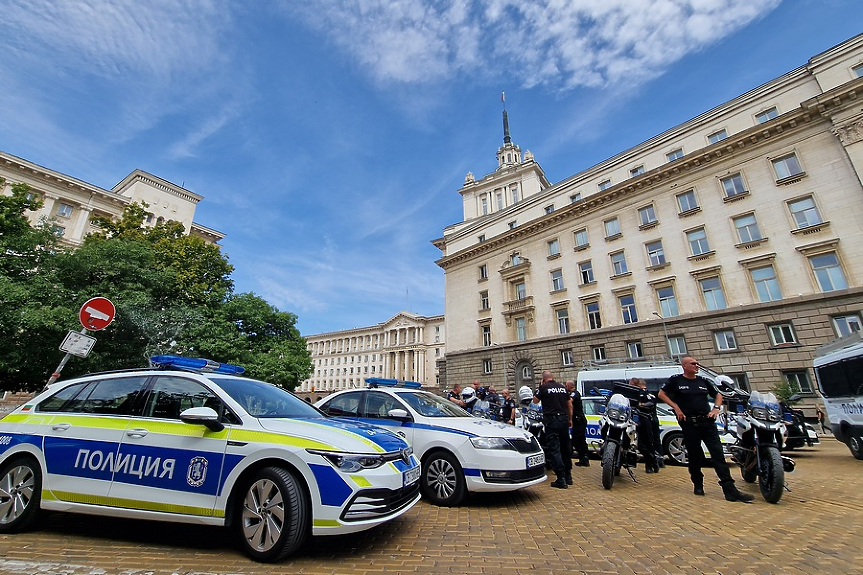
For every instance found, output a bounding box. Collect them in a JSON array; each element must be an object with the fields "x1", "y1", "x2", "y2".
[{"x1": 434, "y1": 35, "x2": 863, "y2": 415}]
